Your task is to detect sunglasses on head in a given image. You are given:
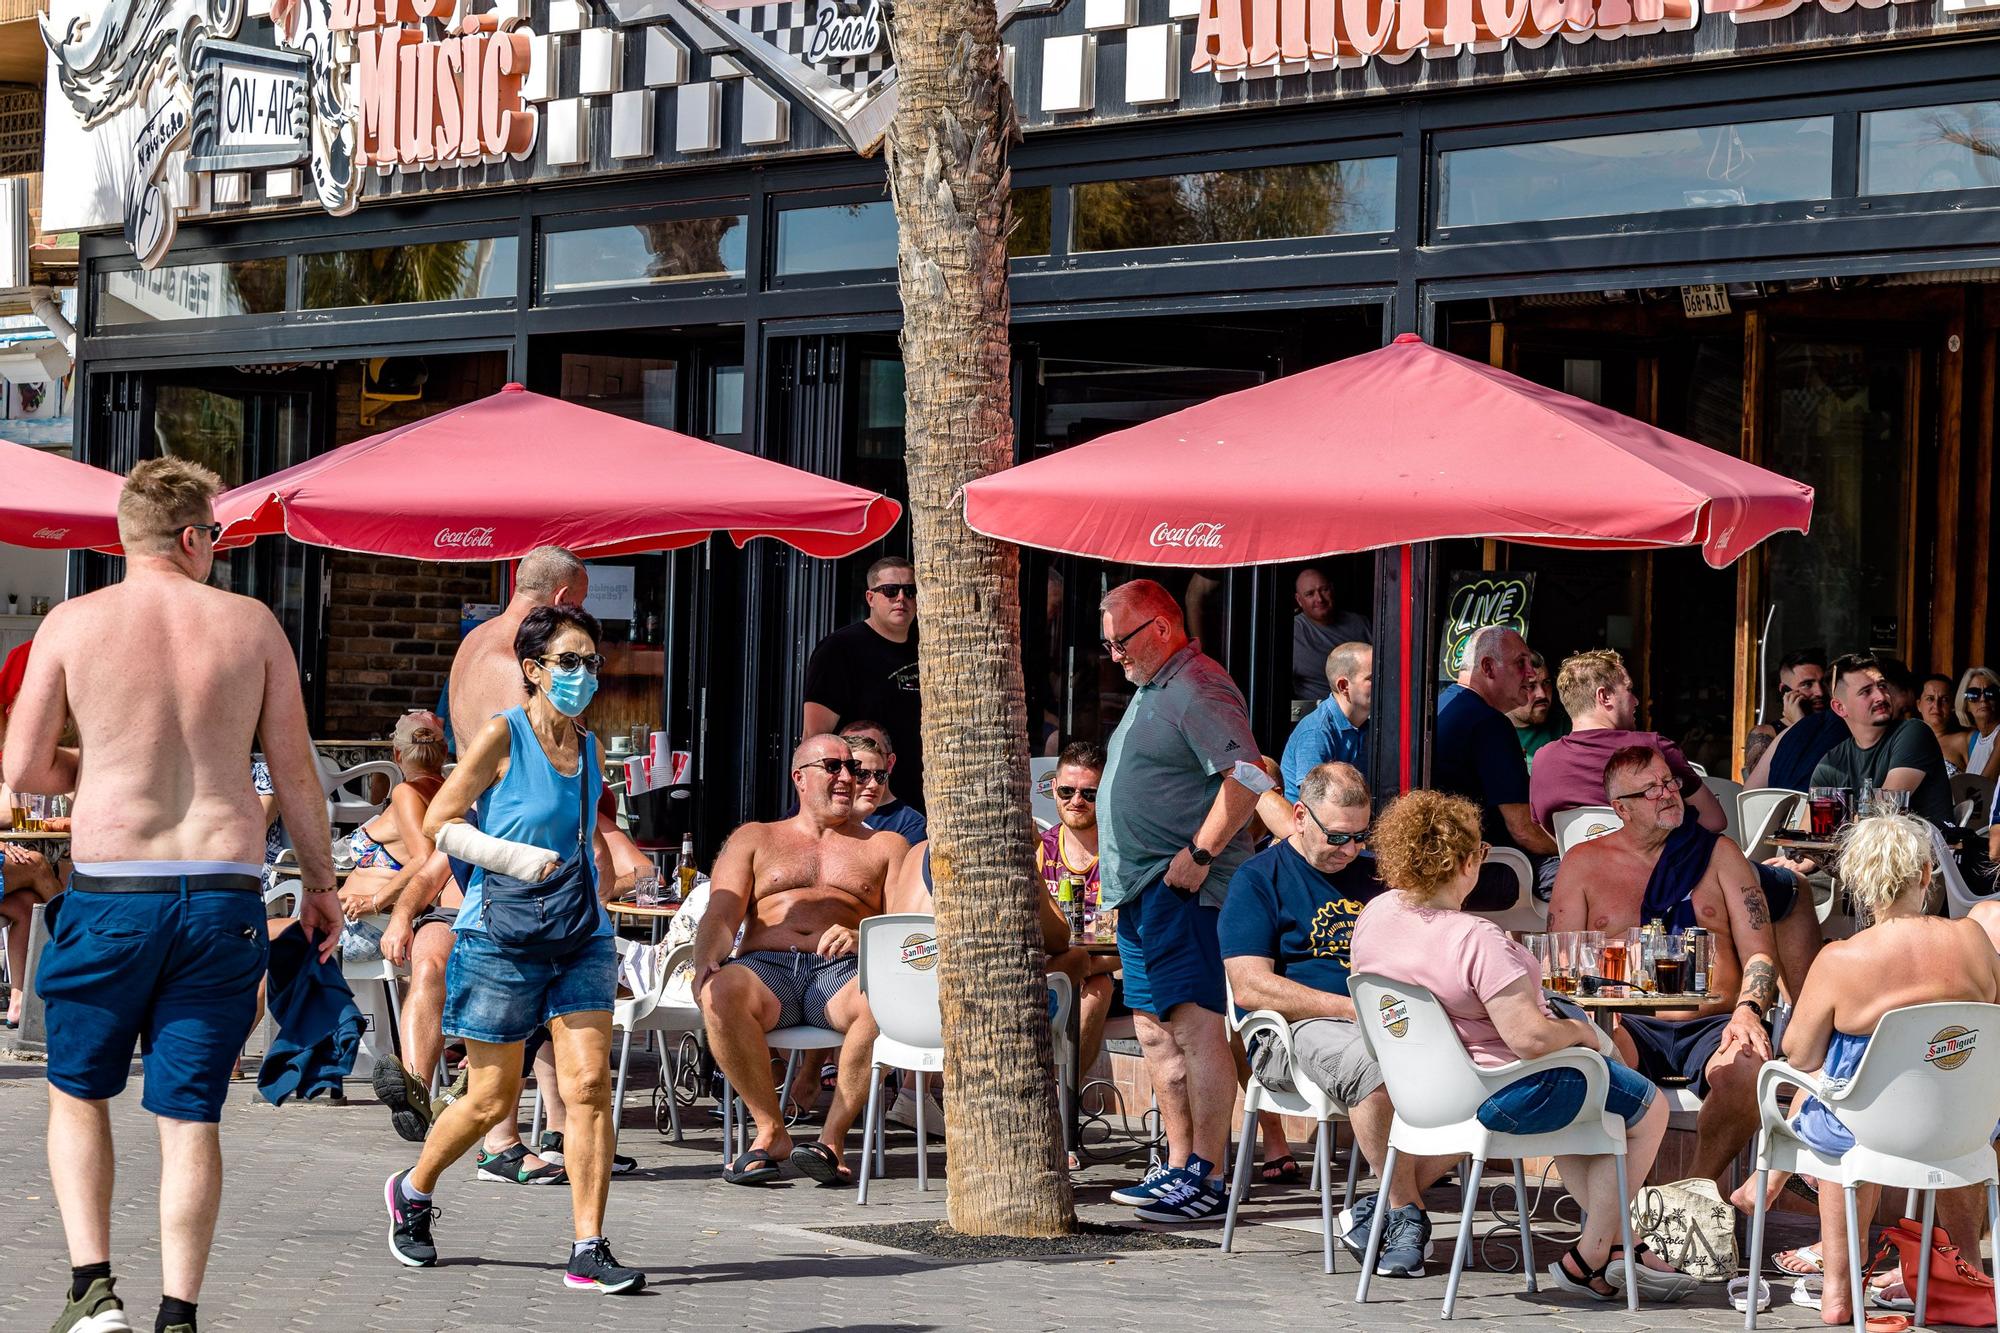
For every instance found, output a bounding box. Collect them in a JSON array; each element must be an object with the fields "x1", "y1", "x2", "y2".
[
  {"x1": 870, "y1": 583, "x2": 917, "y2": 600},
  {"x1": 1055, "y1": 785, "x2": 1097, "y2": 803},
  {"x1": 803, "y1": 757, "x2": 866, "y2": 778},
  {"x1": 538, "y1": 652, "x2": 604, "y2": 675},
  {"x1": 1301, "y1": 803, "x2": 1366, "y2": 847}
]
